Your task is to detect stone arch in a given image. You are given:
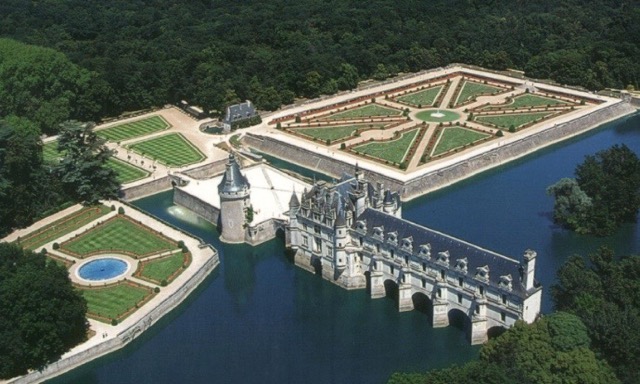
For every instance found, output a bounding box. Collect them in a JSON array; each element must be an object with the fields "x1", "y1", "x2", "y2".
[
  {"x1": 411, "y1": 292, "x2": 433, "y2": 320},
  {"x1": 447, "y1": 308, "x2": 472, "y2": 340},
  {"x1": 383, "y1": 279, "x2": 399, "y2": 302},
  {"x1": 274, "y1": 227, "x2": 285, "y2": 241},
  {"x1": 487, "y1": 325, "x2": 507, "y2": 340},
  {"x1": 310, "y1": 256, "x2": 322, "y2": 275}
]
